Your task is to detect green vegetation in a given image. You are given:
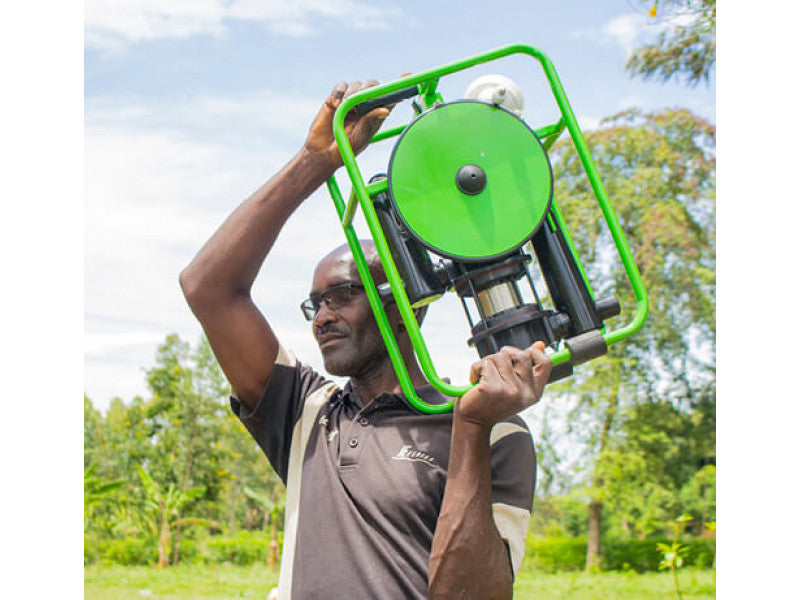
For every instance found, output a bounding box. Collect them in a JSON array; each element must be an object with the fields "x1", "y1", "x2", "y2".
[
  {"x1": 626, "y1": 0, "x2": 716, "y2": 86},
  {"x1": 83, "y1": 564, "x2": 715, "y2": 600},
  {"x1": 541, "y1": 106, "x2": 715, "y2": 567},
  {"x1": 524, "y1": 536, "x2": 714, "y2": 574},
  {"x1": 84, "y1": 564, "x2": 280, "y2": 600},
  {"x1": 514, "y1": 568, "x2": 715, "y2": 599}
]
